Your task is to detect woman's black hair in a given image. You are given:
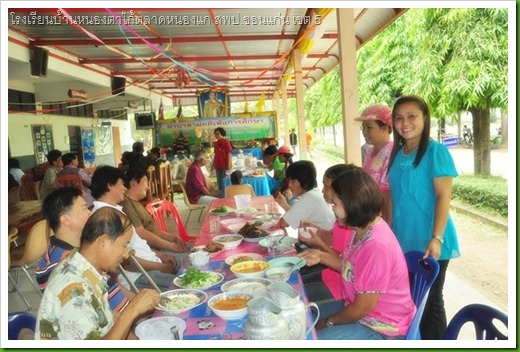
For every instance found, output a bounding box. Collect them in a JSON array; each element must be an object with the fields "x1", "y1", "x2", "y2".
[
  {"x1": 331, "y1": 167, "x2": 384, "y2": 228},
  {"x1": 285, "y1": 160, "x2": 317, "y2": 191},
  {"x1": 388, "y1": 95, "x2": 431, "y2": 171},
  {"x1": 230, "y1": 170, "x2": 243, "y2": 185},
  {"x1": 81, "y1": 207, "x2": 132, "y2": 245}
]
